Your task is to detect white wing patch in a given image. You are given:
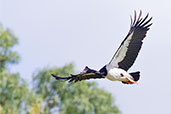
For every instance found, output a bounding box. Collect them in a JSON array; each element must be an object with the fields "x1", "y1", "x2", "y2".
[{"x1": 110, "y1": 31, "x2": 134, "y2": 67}]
